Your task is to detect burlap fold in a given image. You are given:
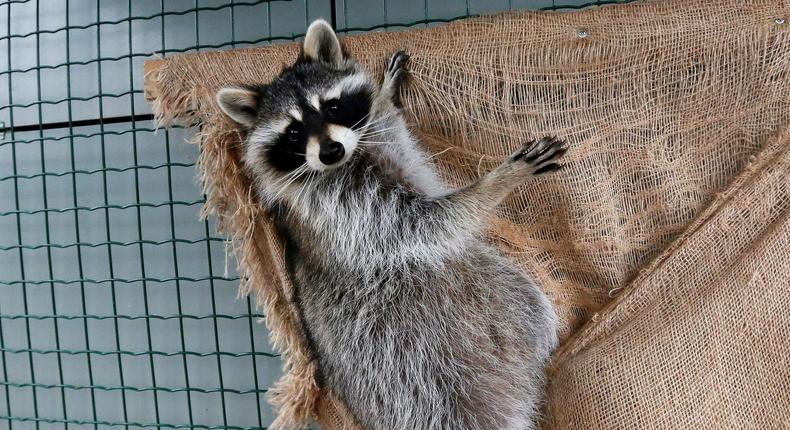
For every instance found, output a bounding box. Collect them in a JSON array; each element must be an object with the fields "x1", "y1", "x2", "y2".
[{"x1": 144, "y1": 0, "x2": 790, "y2": 427}]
